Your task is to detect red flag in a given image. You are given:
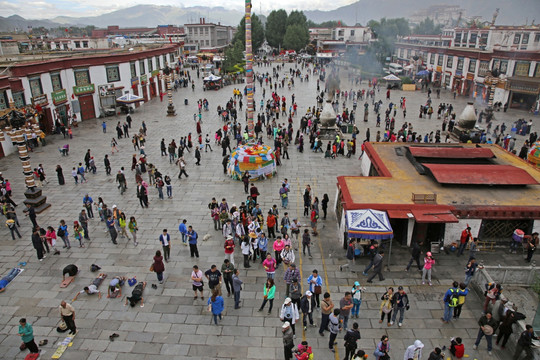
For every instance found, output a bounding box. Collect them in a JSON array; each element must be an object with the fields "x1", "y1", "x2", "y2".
[
  {"x1": 65, "y1": 28, "x2": 69, "y2": 32},
  {"x1": 169, "y1": 37, "x2": 172, "y2": 44}
]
